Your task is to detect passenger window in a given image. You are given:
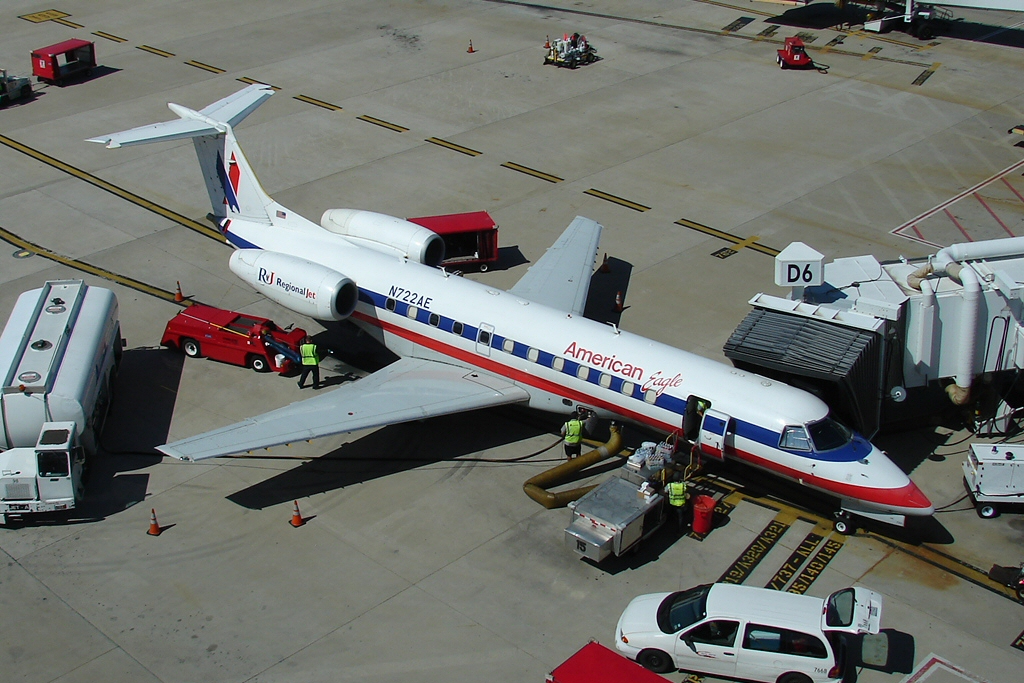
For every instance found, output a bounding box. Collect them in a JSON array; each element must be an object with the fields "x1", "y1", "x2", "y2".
[
  {"x1": 552, "y1": 357, "x2": 564, "y2": 372},
  {"x1": 527, "y1": 347, "x2": 539, "y2": 362},
  {"x1": 576, "y1": 365, "x2": 589, "y2": 380},
  {"x1": 452, "y1": 321, "x2": 464, "y2": 336},
  {"x1": 385, "y1": 298, "x2": 397, "y2": 312},
  {"x1": 780, "y1": 426, "x2": 811, "y2": 451},
  {"x1": 599, "y1": 373, "x2": 612, "y2": 389},
  {"x1": 743, "y1": 625, "x2": 827, "y2": 659},
  {"x1": 429, "y1": 313, "x2": 440, "y2": 327},
  {"x1": 406, "y1": 305, "x2": 418, "y2": 320},
  {"x1": 502, "y1": 338, "x2": 515, "y2": 353},
  {"x1": 644, "y1": 388, "x2": 658, "y2": 404},
  {"x1": 620, "y1": 381, "x2": 634, "y2": 396},
  {"x1": 686, "y1": 620, "x2": 739, "y2": 647}
]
